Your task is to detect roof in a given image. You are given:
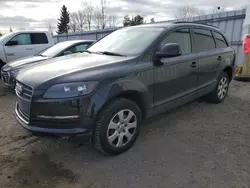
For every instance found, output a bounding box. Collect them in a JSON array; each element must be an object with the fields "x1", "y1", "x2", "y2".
[
  {"x1": 13, "y1": 30, "x2": 50, "y2": 34},
  {"x1": 130, "y1": 22, "x2": 222, "y2": 32}
]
